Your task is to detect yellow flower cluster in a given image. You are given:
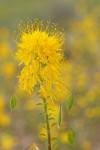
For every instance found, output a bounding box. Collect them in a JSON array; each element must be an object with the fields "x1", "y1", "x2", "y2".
[{"x1": 16, "y1": 20, "x2": 65, "y2": 101}]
